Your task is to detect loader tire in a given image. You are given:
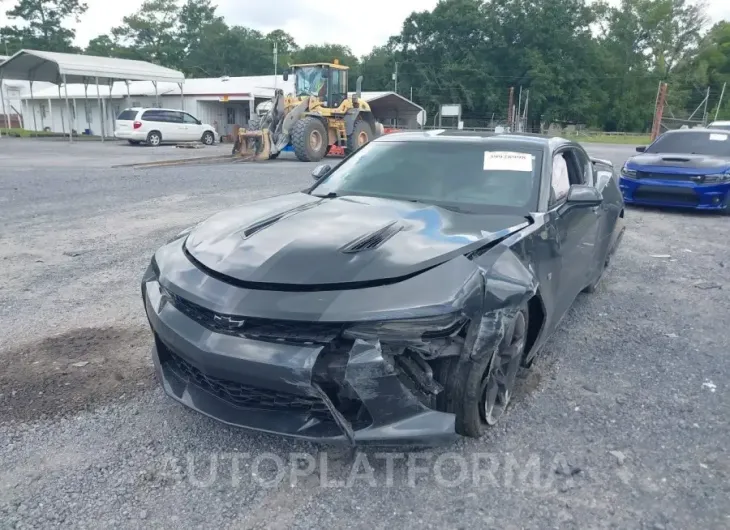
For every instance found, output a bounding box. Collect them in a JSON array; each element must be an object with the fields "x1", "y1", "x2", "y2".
[
  {"x1": 346, "y1": 119, "x2": 373, "y2": 154},
  {"x1": 292, "y1": 117, "x2": 328, "y2": 162}
]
